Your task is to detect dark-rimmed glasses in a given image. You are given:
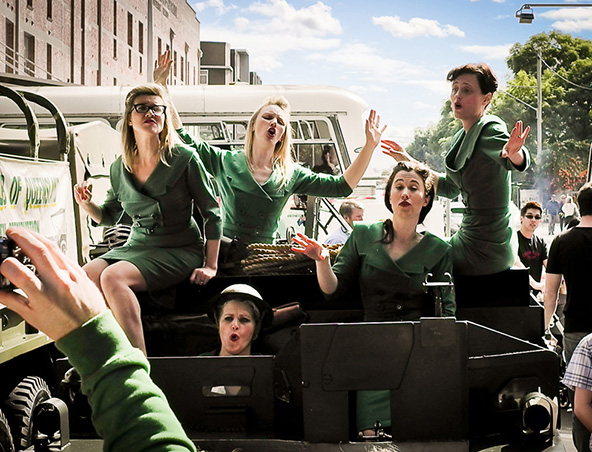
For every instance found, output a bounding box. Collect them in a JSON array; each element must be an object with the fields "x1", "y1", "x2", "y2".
[
  {"x1": 524, "y1": 214, "x2": 542, "y2": 220},
  {"x1": 133, "y1": 104, "x2": 167, "y2": 116}
]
